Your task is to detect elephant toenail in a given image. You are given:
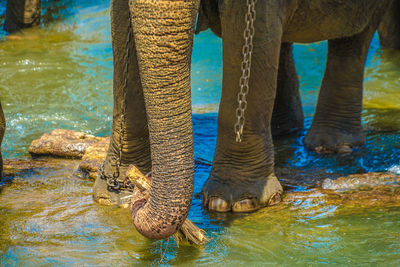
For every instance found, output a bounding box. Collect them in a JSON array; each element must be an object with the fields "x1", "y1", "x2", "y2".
[
  {"x1": 315, "y1": 146, "x2": 324, "y2": 153},
  {"x1": 232, "y1": 198, "x2": 258, "y2": 212},
  {"x1": 208, "y1": 197, "x2": 230, "y2": 212},
  {"x1": 268, "y1": 192, "x2": 282, "y2": 206},
  {"x1": 338, "y1": 144, "x2": 352, "y2": 153},
  {"x1": 315, "y1": 146, "x2": 333, "y2": 154}
]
